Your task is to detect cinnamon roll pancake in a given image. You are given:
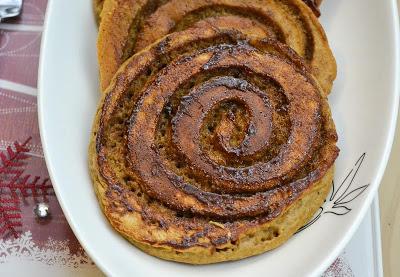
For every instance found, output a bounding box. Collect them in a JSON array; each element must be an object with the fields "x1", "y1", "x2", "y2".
[
  {"x1": 93, "y1": 0, "x2": 323, "y2": 24},
  {"x1": 97, "y1": 0, "x2": 336, "y2": 94},
  {"x1": 89, "y1": 26, "x2": 339, "y2": 264}
]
